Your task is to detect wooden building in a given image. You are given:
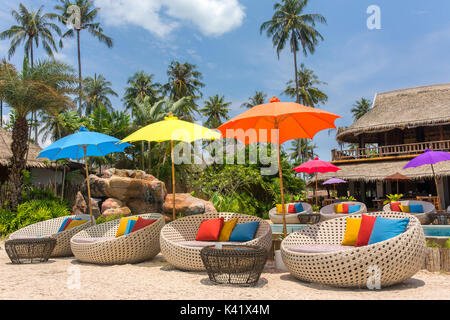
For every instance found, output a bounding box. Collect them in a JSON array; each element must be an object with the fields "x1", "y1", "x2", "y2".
[{"x1": 318, "y1": 84, "x2": 450, "y2": 209}]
